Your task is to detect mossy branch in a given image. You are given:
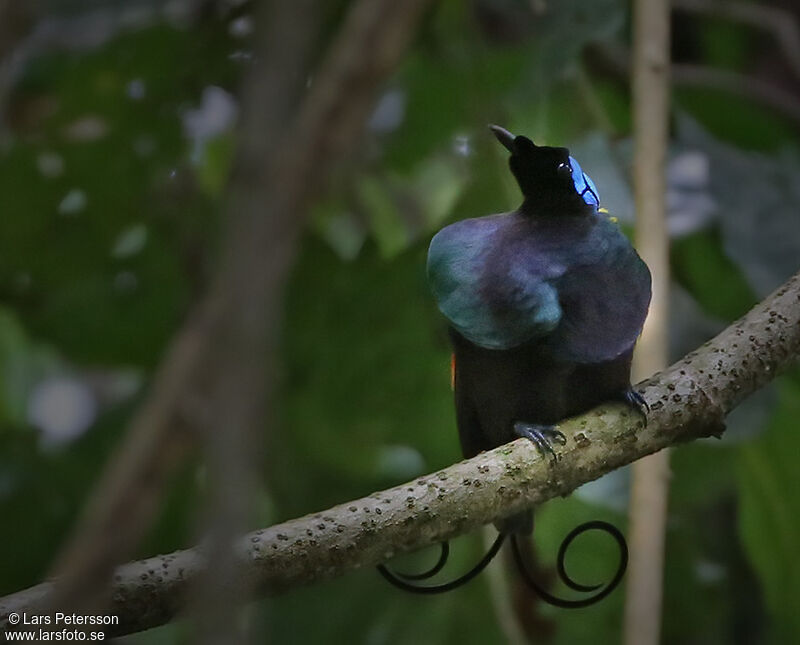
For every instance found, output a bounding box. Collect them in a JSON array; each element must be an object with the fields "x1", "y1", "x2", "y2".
[{"x1": 2, "y1": 271, "x2": 799, "y2": 637}]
